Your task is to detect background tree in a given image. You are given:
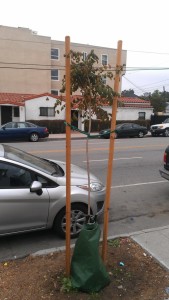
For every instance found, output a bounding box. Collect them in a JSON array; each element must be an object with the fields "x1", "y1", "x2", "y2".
[
  {"x1": 149, "y1": 90, "x2": 167, "y2": 113},
  {"x1": 121, "y1": 88, "x2": 135, "y2": 97}
]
